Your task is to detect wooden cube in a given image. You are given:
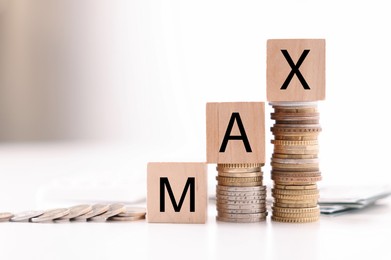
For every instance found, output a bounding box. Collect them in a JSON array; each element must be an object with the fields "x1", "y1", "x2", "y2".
[
  {"x1": 267, "y1": 39, "x2": 325, "y2": 102},
  {"x1": 147, "y1": 162, "x2": 208, "y2": 224},
  {"x1": 206, "y1": 102, "x2": 265, "y2": 164}
]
